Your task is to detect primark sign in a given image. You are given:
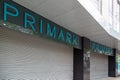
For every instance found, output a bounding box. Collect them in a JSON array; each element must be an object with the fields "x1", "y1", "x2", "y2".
[
  {"x1": 0, "y1": 0, "x2": 81, "y2": 49},
  {"x1": 91, "y1": 42, "x2": 113, "y2": 56}
]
